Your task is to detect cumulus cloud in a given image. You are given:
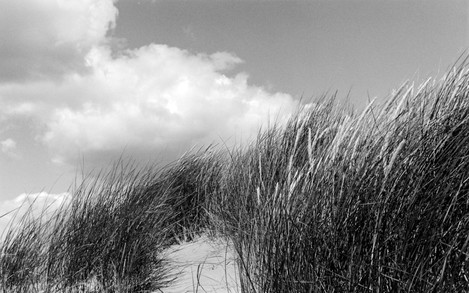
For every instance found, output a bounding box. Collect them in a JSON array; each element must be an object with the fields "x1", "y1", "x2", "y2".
[
  {"x1": 0, "y1": 0, "x2": 298, "y2": 167},
  {"x1": 0, "y1": 0, "x2": 117, "y2": 81},
  {"x1": 1, "y1": 138, "x2": 16, "y2": 153},
  {"x1": 0, "y1": 138, "x2": 20, "y2": 159}
]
